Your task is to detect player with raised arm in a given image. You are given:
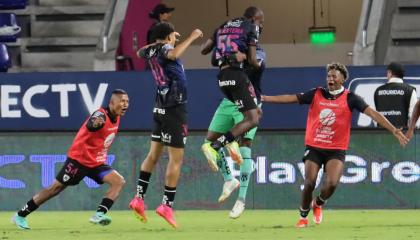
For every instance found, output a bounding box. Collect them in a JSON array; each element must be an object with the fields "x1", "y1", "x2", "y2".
[
  {"x1": 201, "y1": 7, "x2": 266, "y2": 218},
  {"x1": 200, "y1": 6, "x2": 264, "y2": 194},
  {"x1": 262, "y1": 62, "x2": 408, "y2": 228},
  {"x1": 12, "y1": 89, "x2": 129, "y2": 229},
  {"x1": 129, "y1": 22, "x2": 203, "y2": 228}
]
